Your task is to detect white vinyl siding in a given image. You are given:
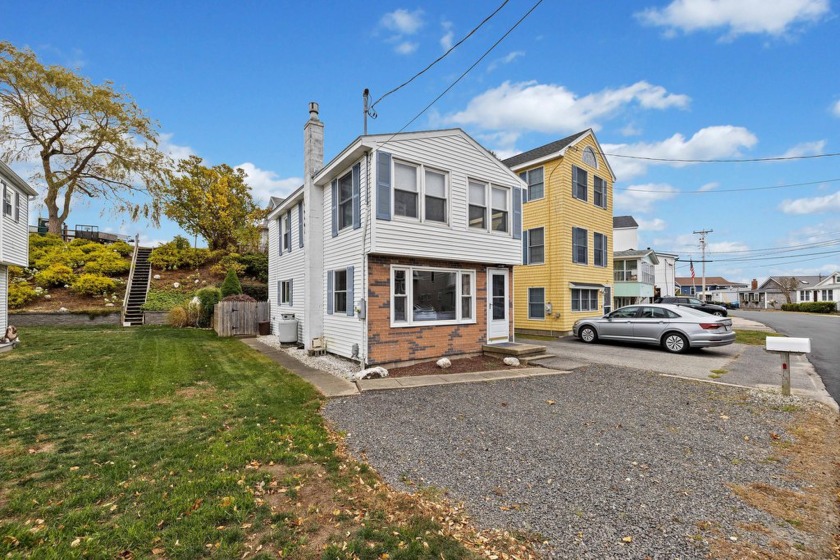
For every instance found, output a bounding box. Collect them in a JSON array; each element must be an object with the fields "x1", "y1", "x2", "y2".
[
  {"x1": 0, "y1": 182, "x2": 29, "y2": 267},
  {"x1": 0, "y1": 265, "x2": 7, "y2": 335},
  {"x1": 267, "y1": 202, "x2": 305, "y2": 341},
  {"x1": 371, "y1": 133, "x2": 521, "y2": 265}
]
